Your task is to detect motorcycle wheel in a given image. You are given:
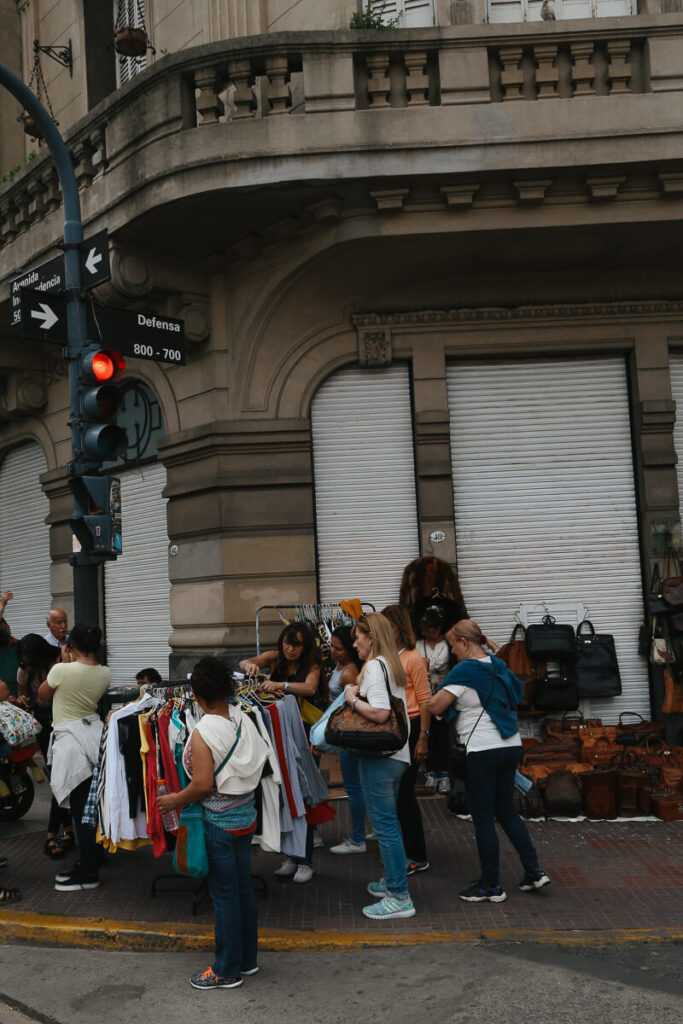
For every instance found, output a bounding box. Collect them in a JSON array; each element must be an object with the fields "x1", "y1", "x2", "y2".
[{"x1": 0, "y1": 772, "x2": 35, "y2": 820}]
